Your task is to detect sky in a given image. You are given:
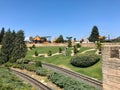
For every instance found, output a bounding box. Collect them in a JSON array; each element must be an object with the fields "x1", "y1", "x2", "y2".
[{"x1": 0, "y1": 0, "x2": 120, "y2": 40}]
